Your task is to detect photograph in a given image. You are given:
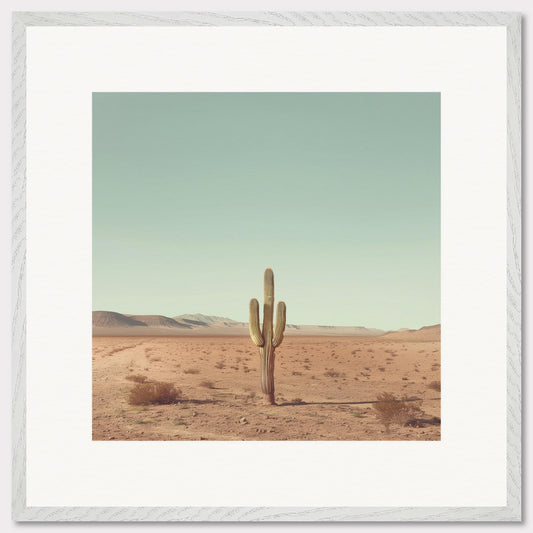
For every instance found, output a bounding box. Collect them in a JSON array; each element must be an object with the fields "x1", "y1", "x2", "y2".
[{"x1": 92, "y1": 92, "x2": 441, "y2": 441}]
